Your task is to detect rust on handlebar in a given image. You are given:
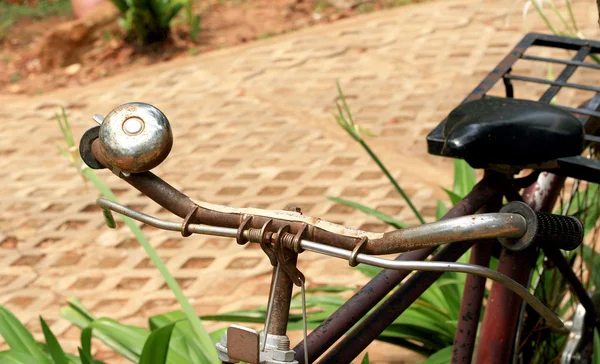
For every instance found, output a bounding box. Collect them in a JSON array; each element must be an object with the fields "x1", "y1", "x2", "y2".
[{"x1": 92, "y1": 140, "x2": 523, "y2": 256}]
